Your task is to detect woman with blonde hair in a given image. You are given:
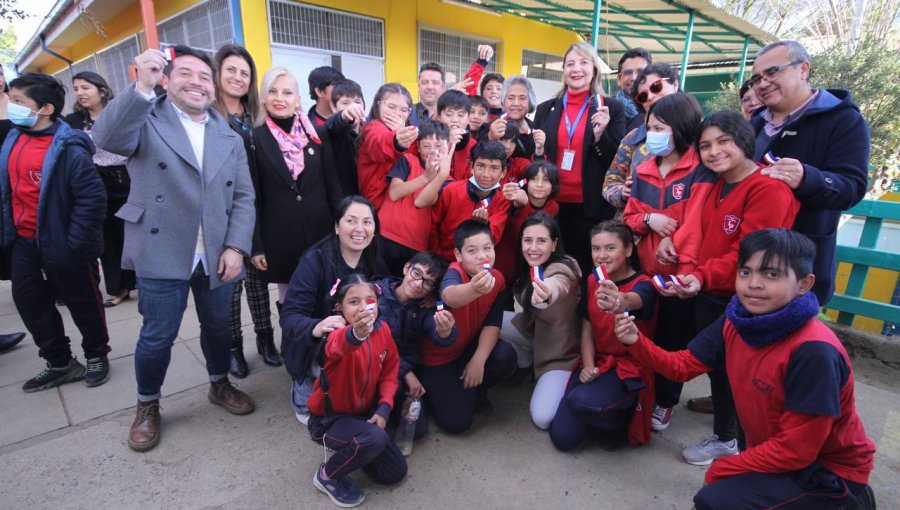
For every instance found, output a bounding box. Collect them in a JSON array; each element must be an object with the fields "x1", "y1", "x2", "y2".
[{"x1": 533, "y1": 42, "x2": 626, "y2": 273}]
